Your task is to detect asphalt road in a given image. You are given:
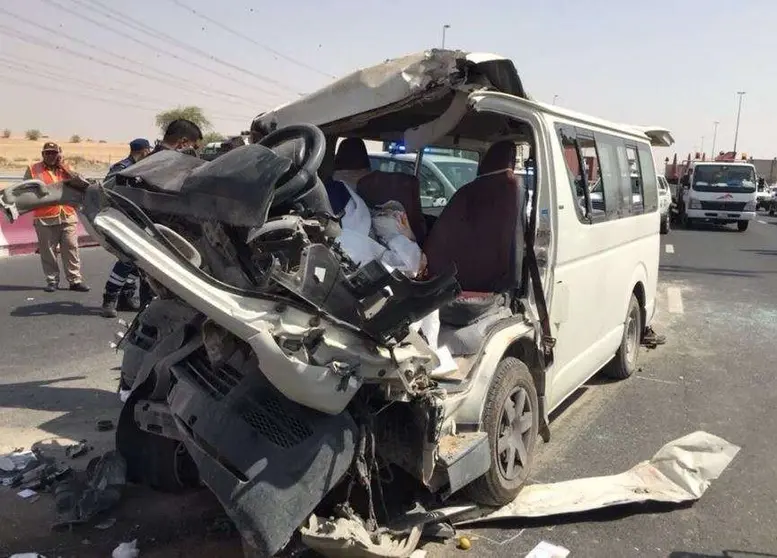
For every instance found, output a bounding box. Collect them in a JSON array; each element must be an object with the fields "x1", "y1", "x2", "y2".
[{"x1": 1, "y1": 213, "x2": 776, "y2": 557}]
